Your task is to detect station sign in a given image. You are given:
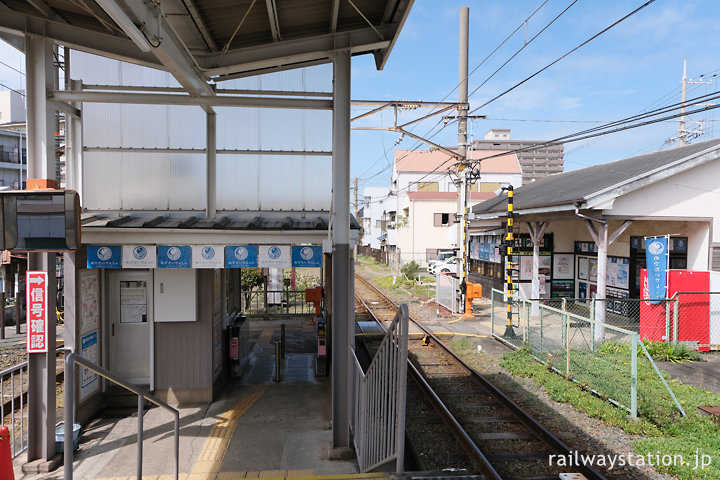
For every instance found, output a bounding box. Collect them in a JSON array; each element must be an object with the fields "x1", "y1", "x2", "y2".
[
  {"x1": 26, "y1": 271, "x2": 49, "y2": 353},
  {"x1": 87, "y1": 245, "x2": 122, "y2": 269}
]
